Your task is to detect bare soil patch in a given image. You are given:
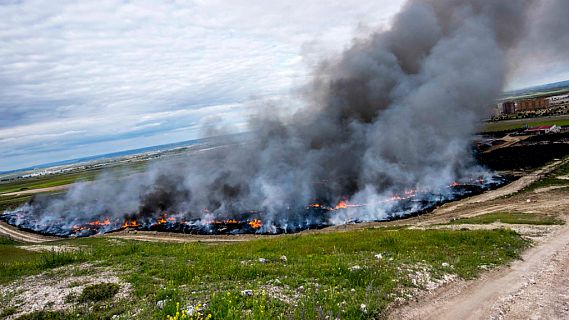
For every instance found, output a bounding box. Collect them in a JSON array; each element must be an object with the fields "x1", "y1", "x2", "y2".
[
  {"x1": 0, "y1": 263, "x2": 131, "y2": 319},
  {"x1": 16, "y1": 244, "x2": 80, "y2": 253}
]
